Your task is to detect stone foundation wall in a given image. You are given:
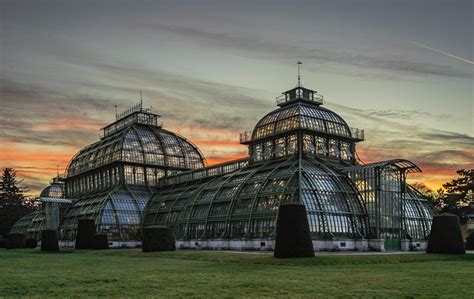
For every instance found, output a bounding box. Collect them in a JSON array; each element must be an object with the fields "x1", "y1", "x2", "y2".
[{"x1": 56, "y1": 239, "x2": 428, "y2": 251}]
